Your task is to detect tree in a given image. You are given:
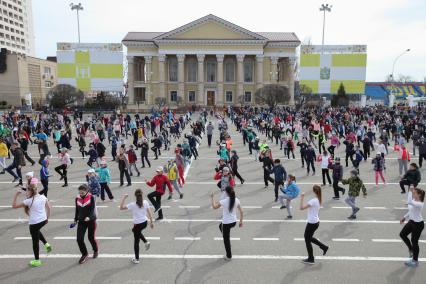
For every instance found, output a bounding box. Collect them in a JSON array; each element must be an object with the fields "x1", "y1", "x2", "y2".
[
  {"x1": 331, "y1": 83, "x2": 349, "y2": 107},
  {"x1": 154, "y1": 97, "x2": 167, "y2": 110},
  {"x1": 255, "y1": 84, "x2": 290, "y2": 108},
  {"x1": 175, "y1": 96, "x2": 183, "y2": 107},
  {"x1": 47, "y1": 84, "x2": 84, "y2": 109}
]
